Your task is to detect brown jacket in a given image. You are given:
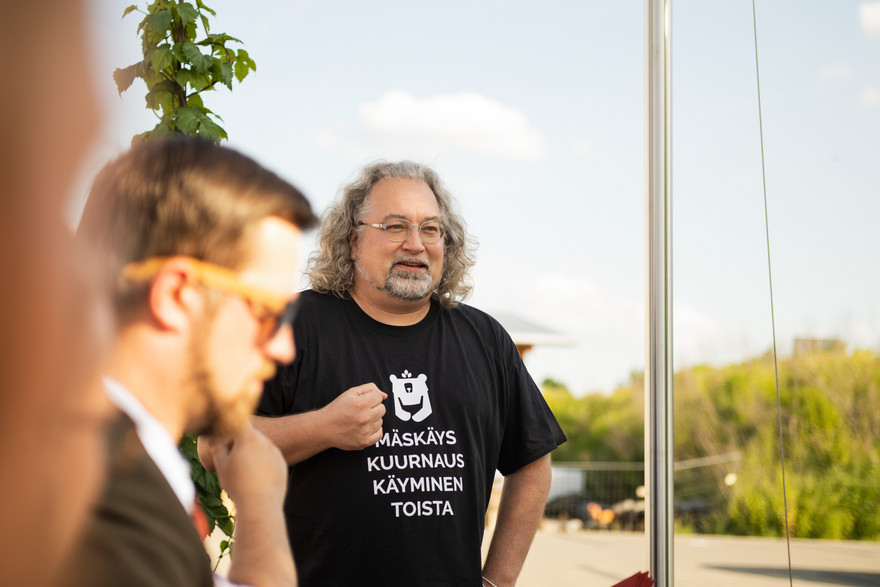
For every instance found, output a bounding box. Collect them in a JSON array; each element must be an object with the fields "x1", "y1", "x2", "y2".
[{"x1": 64, "y1": 414, "x2": 213, "y2": 587}]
